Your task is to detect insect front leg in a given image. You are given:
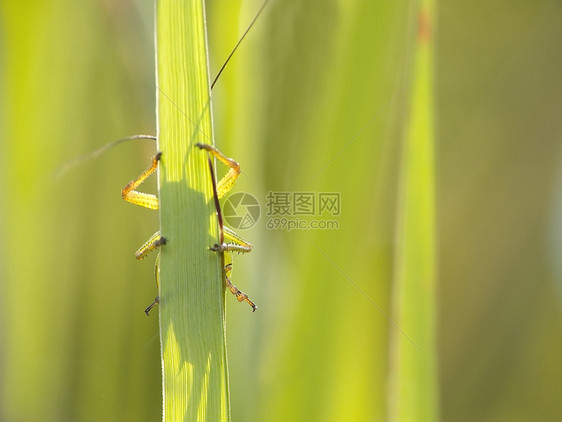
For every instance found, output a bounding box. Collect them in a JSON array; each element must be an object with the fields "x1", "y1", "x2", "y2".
[
  {"x1": 121, "y1": 152, "x2": 162, "y2": 210},
  {"x1": 195, "y1": 143, "x2": 240, "y2": 199}
]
